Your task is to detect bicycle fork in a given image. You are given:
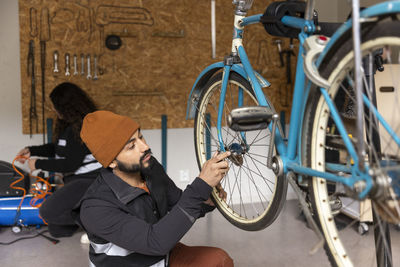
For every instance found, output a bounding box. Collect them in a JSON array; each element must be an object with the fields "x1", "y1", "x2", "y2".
[
  {"x1": 218, "y1": 67, "x2": 281, "y2": 173},
  {"x1": 216, "y1": 65, "x2": 232, "y2": 151}
]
